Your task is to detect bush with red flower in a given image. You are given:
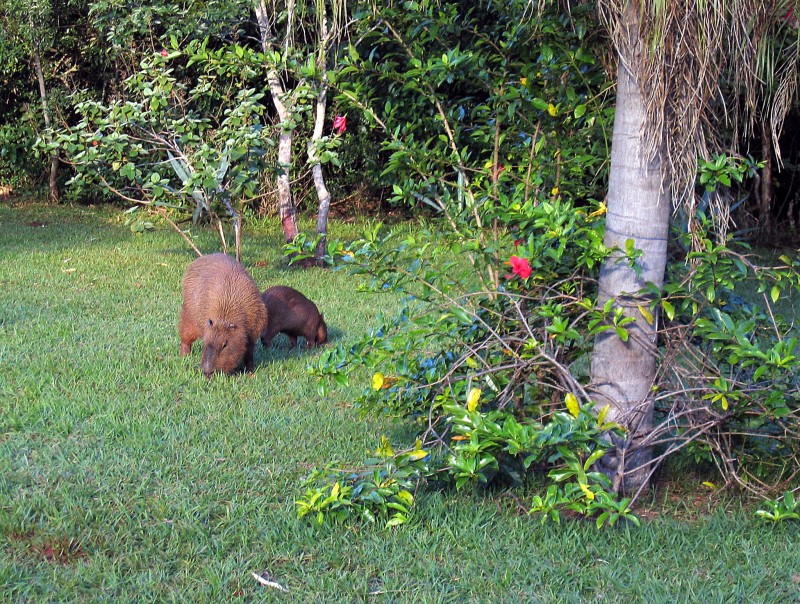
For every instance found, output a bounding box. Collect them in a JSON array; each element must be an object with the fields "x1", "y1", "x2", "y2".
[{"x1": 509, "y1": 255, "x2": 532, "y2": 280}]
